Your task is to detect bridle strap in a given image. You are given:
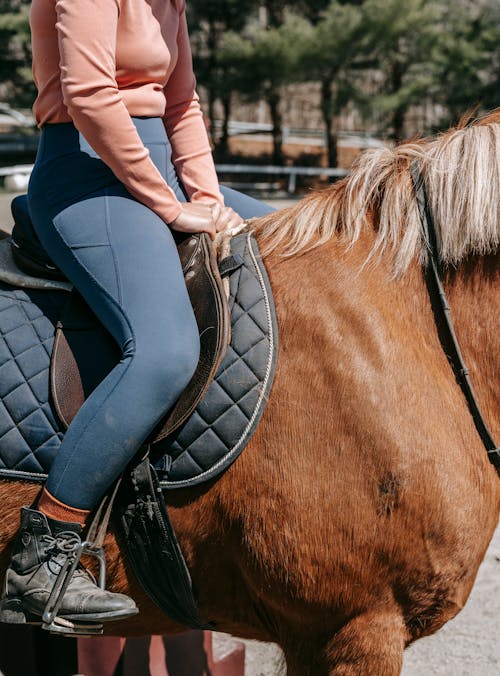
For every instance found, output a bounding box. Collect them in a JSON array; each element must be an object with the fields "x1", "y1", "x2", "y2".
[{"x1": 410, "y1": 162, "x2": 500, "y2": 471}]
